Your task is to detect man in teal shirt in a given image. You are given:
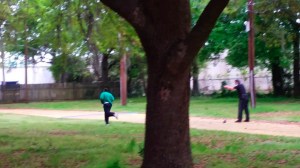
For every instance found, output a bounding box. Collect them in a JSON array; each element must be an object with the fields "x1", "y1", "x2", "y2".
[{"x1": 99, "y1": 88, "x2": 118, "y2": 125}]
